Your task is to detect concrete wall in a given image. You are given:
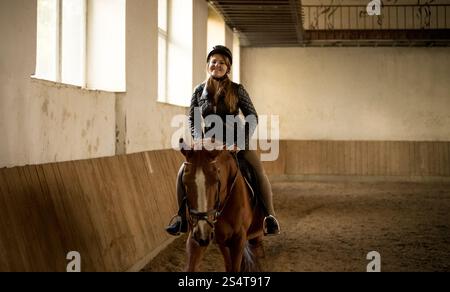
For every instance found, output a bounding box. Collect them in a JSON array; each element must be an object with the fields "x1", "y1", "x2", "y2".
[
  {"x1": 87, "y1": 0, "x2": 126, "y2": 92},
  {"x1": 241, "y1": 47, "x2": 450, "y2": 142},
  {"x1": 0, "y1": 0, "x2": 210, "y2": 168},
  {"x1": 0, "y1": 0, "x2": 116, "y2": 168},
  {"x1": 206, "y1": 4, "x2": 239, "y2": 82},
  {"x1": 123, "y1": 0, "x2": 209, "y2": 154},
  {"x1": 207, "y1": 5, "x2": 225, "y2": 50},
  {"x1": 122, "y1": 0, "x2": 184, "y2": 154},
  {"x1": 193, "y1": 0, "x2": 209, "y2": 87}
]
